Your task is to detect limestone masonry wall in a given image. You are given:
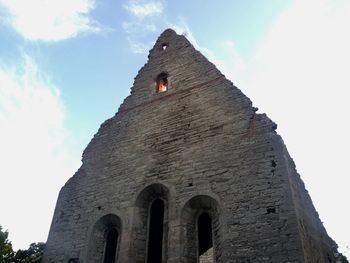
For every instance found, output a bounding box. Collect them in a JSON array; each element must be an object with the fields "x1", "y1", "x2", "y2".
[{"x1": 43, "y1": 29, "x2": 337, "y2": 263}]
